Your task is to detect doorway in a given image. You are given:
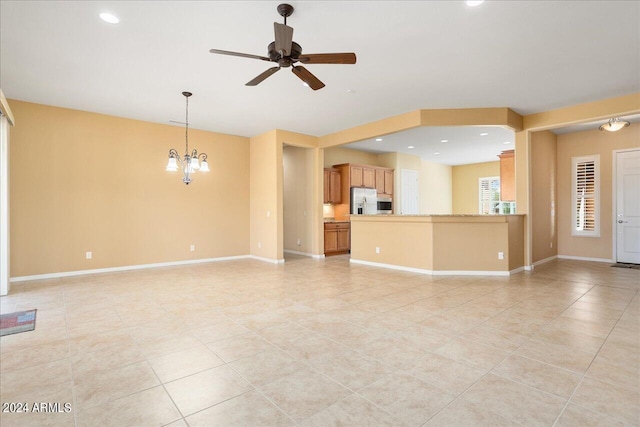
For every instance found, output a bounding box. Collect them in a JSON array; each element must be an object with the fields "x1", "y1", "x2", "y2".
[{"x1": 615, "y1": 149, "x2": 640, "y2": 264}]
